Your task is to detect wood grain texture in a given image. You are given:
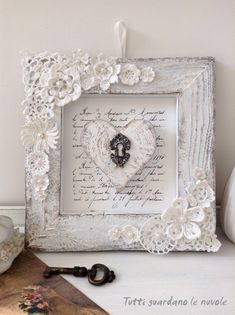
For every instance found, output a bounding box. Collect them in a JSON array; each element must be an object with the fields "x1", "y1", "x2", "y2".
[
  {"x1": 25, "y1": 57, "x2": 216, "y2": 251},
  {"x1": 0, "y1": 250, "x2": 108, "y2": 315}
]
